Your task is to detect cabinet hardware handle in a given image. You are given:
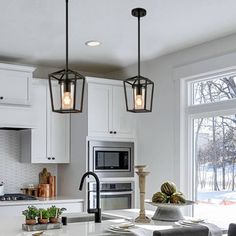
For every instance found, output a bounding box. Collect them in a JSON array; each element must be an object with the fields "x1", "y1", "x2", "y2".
[
  {"x1": 52, "y1": 157, "x2": 55, "y2": 160},
  {"x1": 0, "y1": 96, "x2": 3, "y2": 100},
  {"x1": 48, "y1": 157, "x2": 51, "y2": 160},
  {"x1": 109, "y1": 131, "x2": 113, "y2": 134},
  {"x1": 114, "y1": 131, "x2": 117, "y2": 134}
]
